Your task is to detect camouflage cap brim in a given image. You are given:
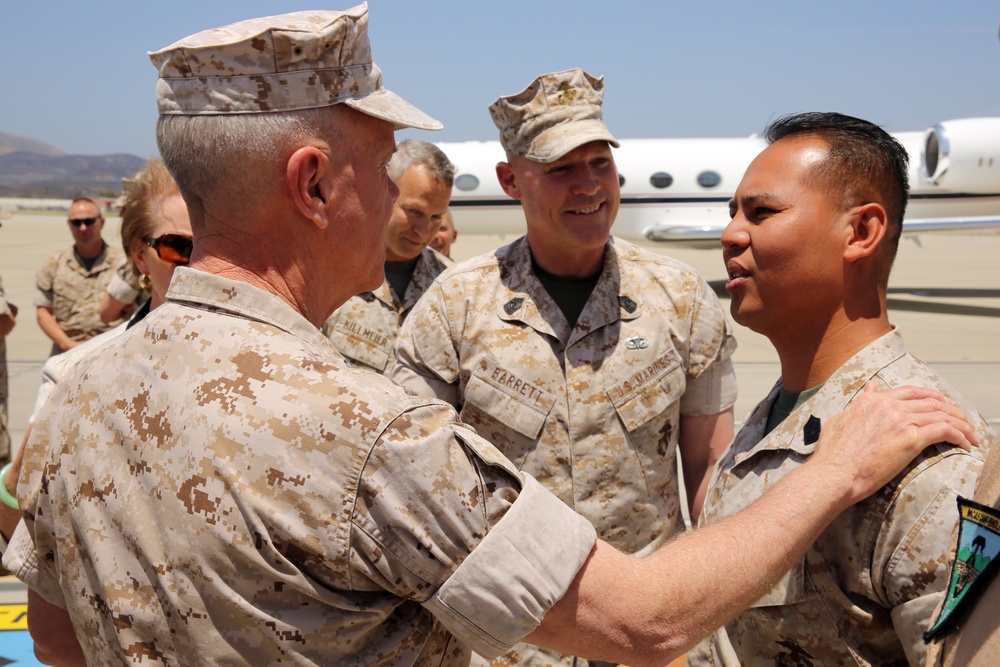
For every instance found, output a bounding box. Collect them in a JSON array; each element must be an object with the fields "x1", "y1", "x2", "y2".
[
  {"x1": 345, "y1": 88, "x2": 442, "y2": 131},
  {"x1": 520, "y1": 118, "x2": 619, "y2": 163}
]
